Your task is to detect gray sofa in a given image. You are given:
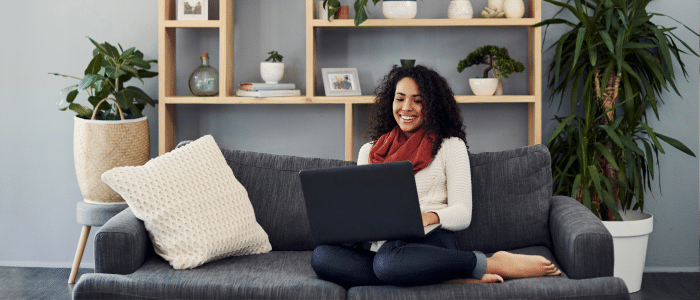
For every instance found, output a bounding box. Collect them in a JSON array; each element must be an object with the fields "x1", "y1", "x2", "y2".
[{"x1": 73, "y1": 144, "x2": 630, "y2": 299}]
